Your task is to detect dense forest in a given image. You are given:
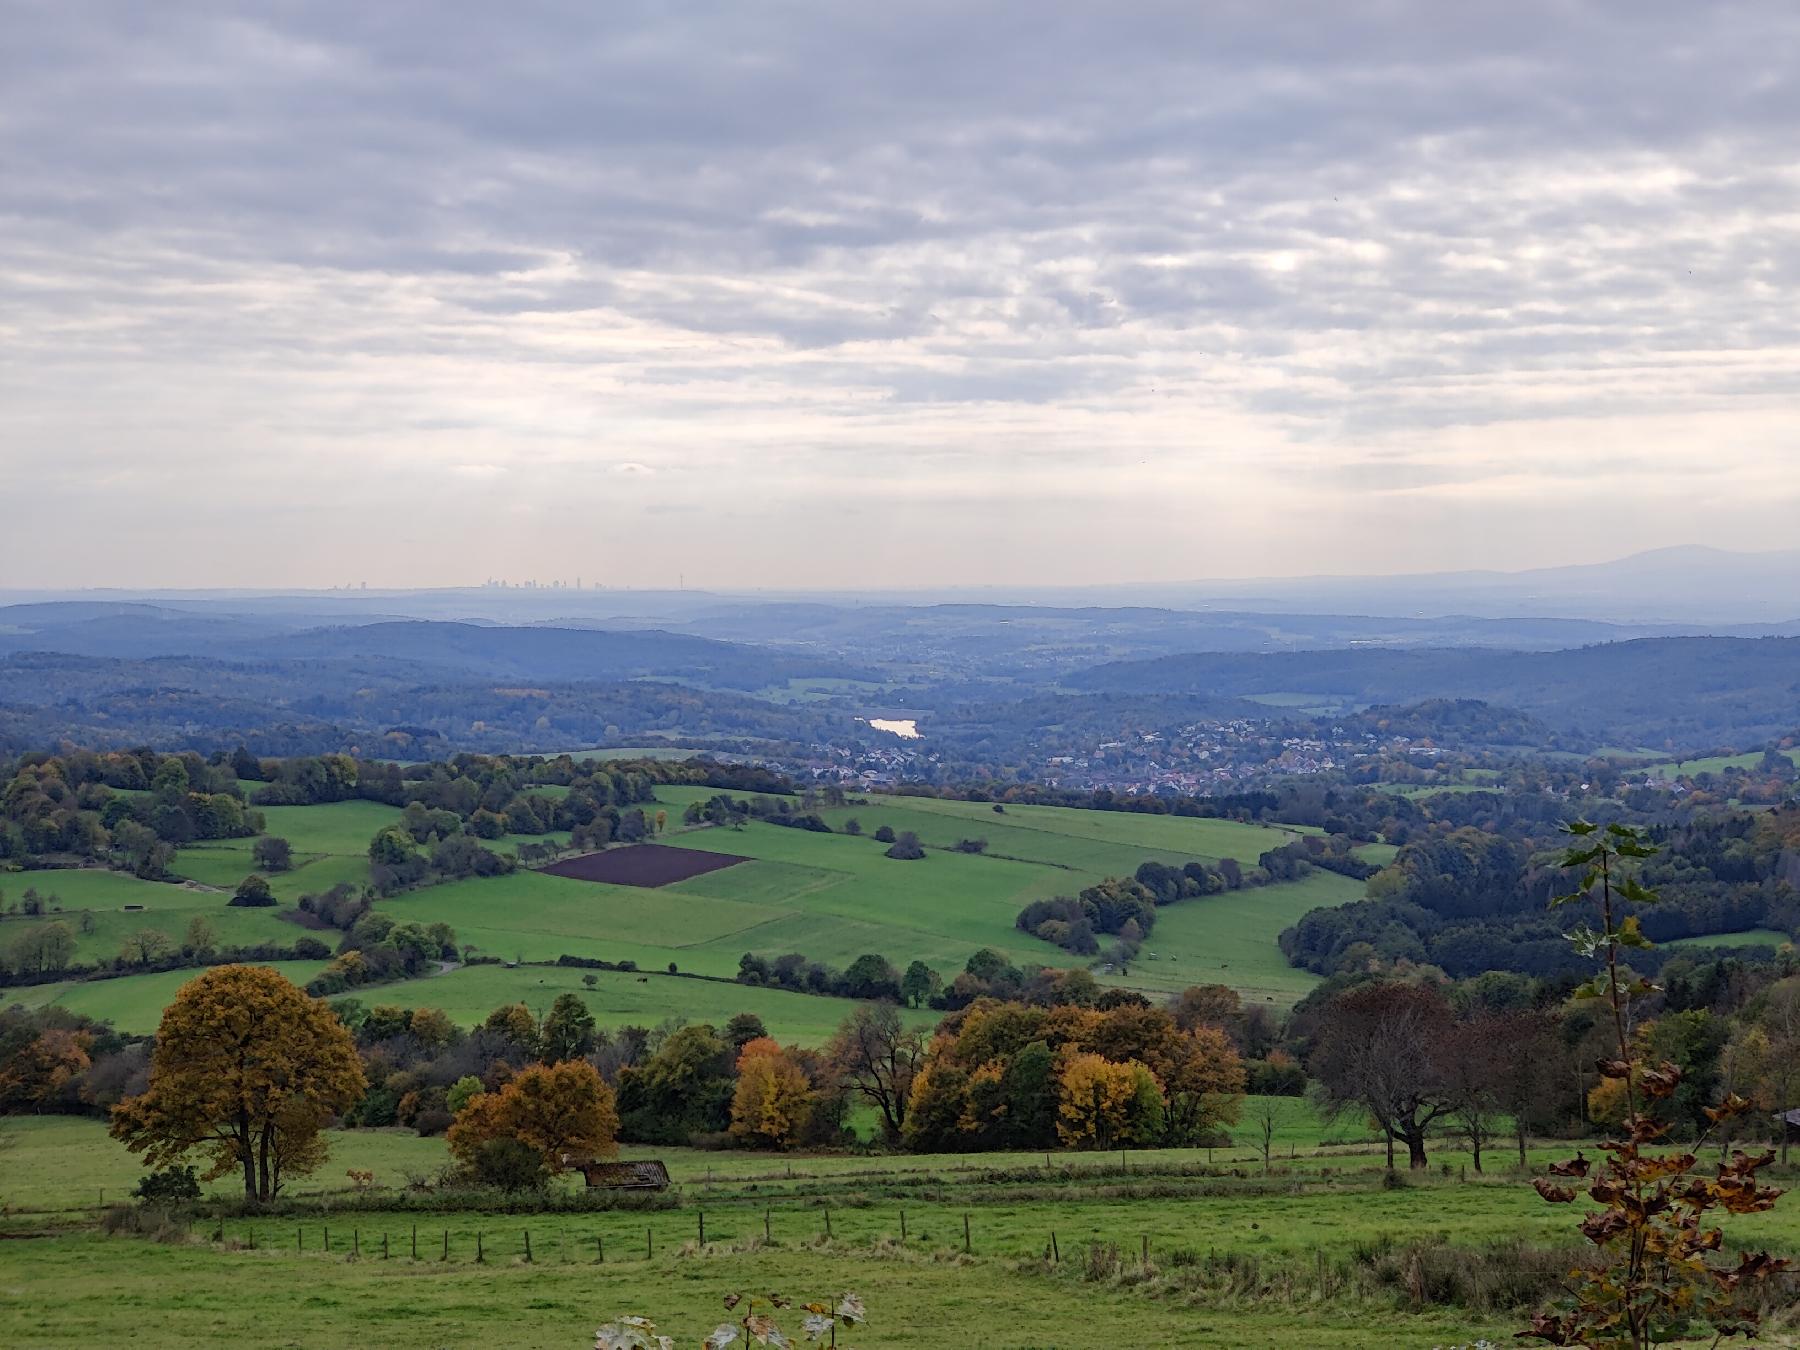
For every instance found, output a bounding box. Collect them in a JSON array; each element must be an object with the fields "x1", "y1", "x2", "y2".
[{"x1": 1282, "y1": 810, "x2": 1800, "y2": 980}]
